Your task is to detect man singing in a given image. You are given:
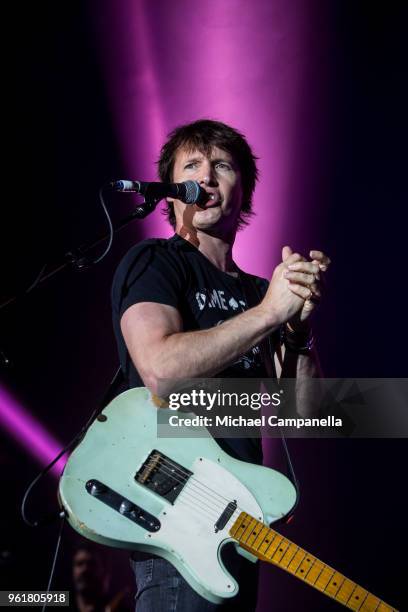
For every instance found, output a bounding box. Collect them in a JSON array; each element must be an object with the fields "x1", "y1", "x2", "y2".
[{"x1": 111, "y1": 119, "x2": 330, "y2": 611}]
